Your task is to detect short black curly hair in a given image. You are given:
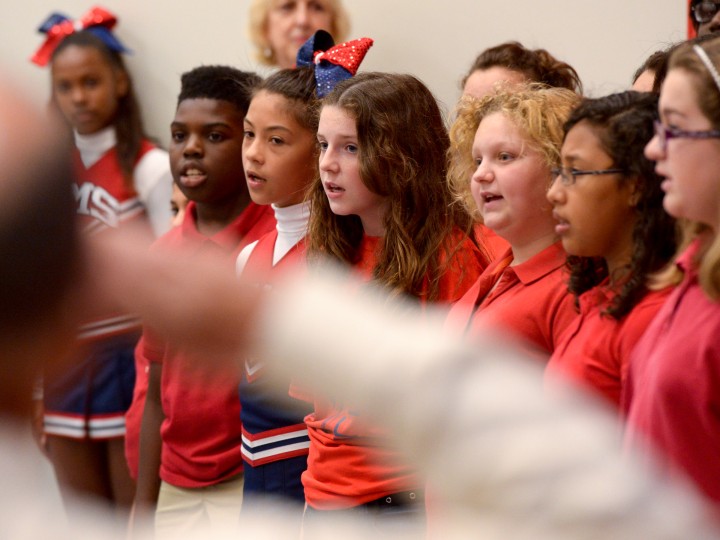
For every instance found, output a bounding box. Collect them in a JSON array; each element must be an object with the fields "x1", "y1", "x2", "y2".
[{"x1": 177, "y1": 65, "x2": 261, "y2": 115}]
